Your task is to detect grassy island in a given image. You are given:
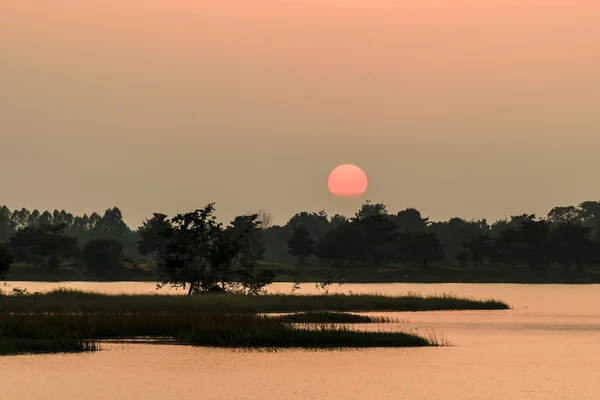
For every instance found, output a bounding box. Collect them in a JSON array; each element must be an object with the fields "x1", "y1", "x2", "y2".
[{"x1": 0, "y1": 290, "x2": 508, "y2": 355}]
